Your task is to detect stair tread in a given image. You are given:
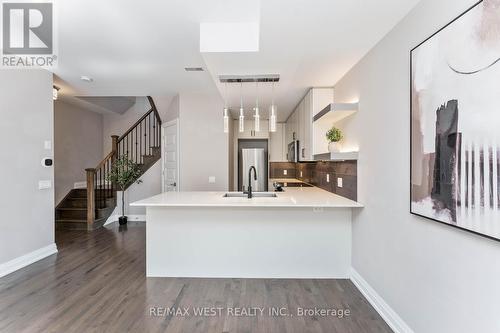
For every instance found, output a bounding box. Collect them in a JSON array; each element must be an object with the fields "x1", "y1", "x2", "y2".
[
  {"x1": 55, "y1": 219, "x2": 86, "y2": 223},
  {"x1": 56, "y1": 217, "x2": 106, "y2": 223},
  {"x1": 57, "y1": 206, "x2": 114, "y2": 211}
]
